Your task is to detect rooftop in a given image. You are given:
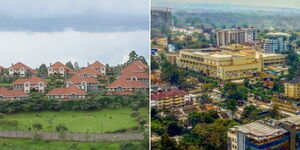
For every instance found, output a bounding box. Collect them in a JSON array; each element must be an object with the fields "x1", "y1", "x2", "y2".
[{"x1": 287, "y1": 76, "x2": 300, "y2": 84}]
